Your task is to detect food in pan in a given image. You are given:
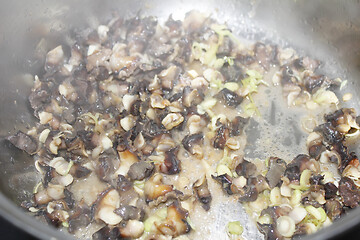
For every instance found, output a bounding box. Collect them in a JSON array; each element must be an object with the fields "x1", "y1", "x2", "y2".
[{"x1": 7, "y1": 11, "x2": 360, "y2": 240}]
